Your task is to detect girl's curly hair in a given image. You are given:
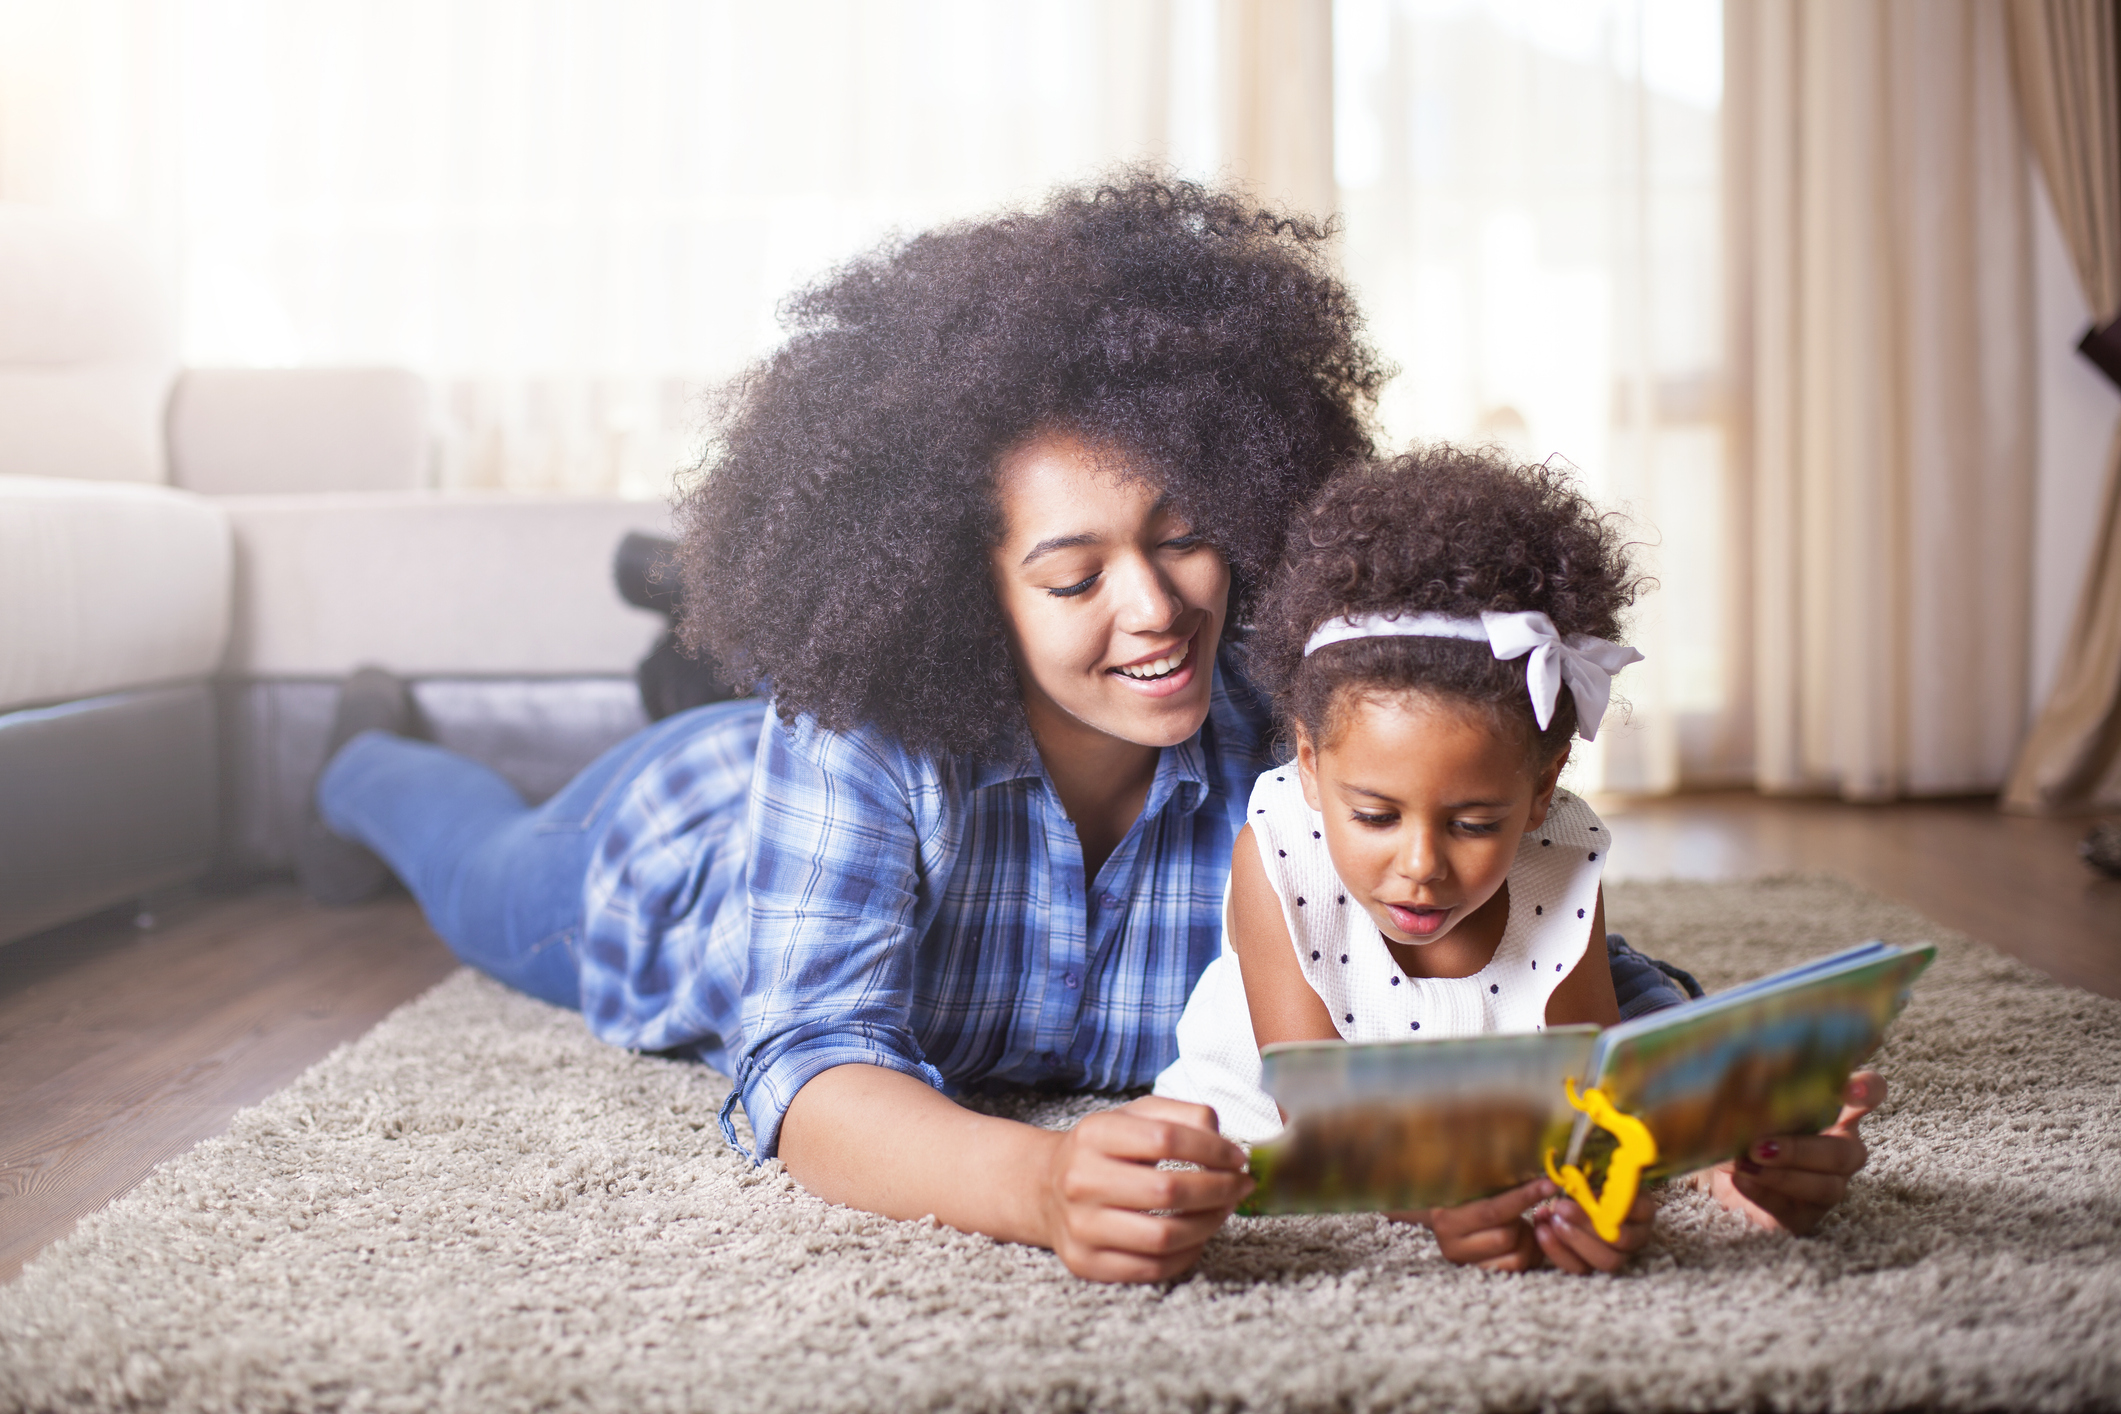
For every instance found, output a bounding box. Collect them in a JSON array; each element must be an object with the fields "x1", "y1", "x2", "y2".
[
  {"x1": 674, "y1": 173, "x2": 1387, "y2": 756},
  {"x1": 1249, "y1": 447, "x2": 1643, "y2": 761}
]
